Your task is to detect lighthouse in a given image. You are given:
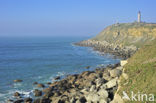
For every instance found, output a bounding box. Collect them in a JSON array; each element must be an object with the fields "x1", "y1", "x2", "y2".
[{"x1": 138, "y1": 11, "x2": 141, "y2": 23}]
